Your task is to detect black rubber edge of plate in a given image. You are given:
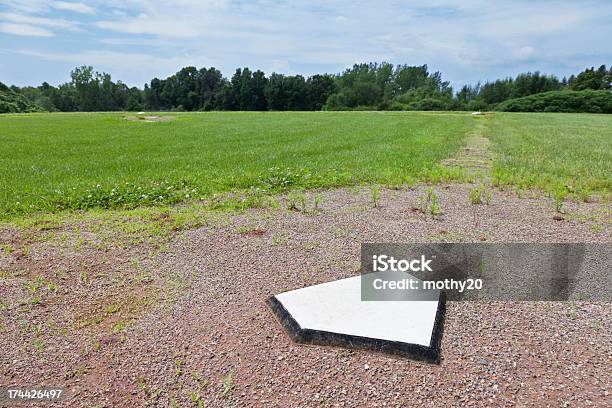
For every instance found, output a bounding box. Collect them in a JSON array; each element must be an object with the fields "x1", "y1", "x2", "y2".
[{"x1": 266, "y1": 291, "x2": 446, "y2": 364}]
